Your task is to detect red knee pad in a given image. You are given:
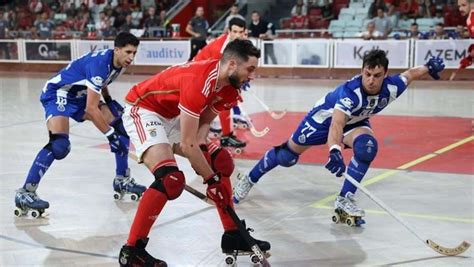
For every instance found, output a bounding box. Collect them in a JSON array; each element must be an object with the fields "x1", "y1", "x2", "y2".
[
  {"x1": 210, "y1": 147, "x2": 235, "y2": 177},
  {"x1": 152, "y1": 165, "x2": 185, "y2": 200}
]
